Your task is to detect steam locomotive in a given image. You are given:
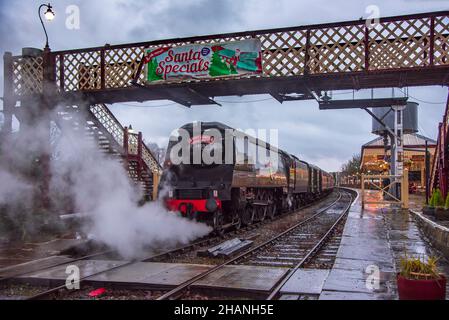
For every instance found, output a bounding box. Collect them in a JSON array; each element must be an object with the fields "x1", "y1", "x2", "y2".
[{"x1": 161, "y1": 122, "x2": 334, "y2": 233}]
